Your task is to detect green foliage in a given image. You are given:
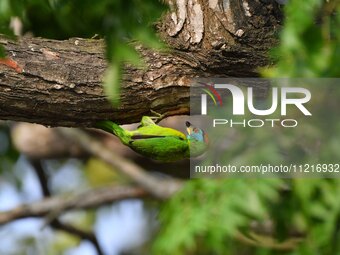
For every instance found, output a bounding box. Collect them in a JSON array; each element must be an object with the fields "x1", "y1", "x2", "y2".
[
  {"x1": 0, "y1": 0, "x2": 167, "y2": 104},
  {"x1": 289, "y1": 179, "x2": 340, "y2": 254},
  {"x1": 264, "y1": 0, "x2": 340, "y2": 77},
  {"x1": 0, "y1": 45, "x2": 5, "y2": 58},
  {"x1": 0, "y1": 0, "x2": 15, "y2": 38},
  {"x1": 153, "y1": 179, "x2": 284, "y2": 255}
]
